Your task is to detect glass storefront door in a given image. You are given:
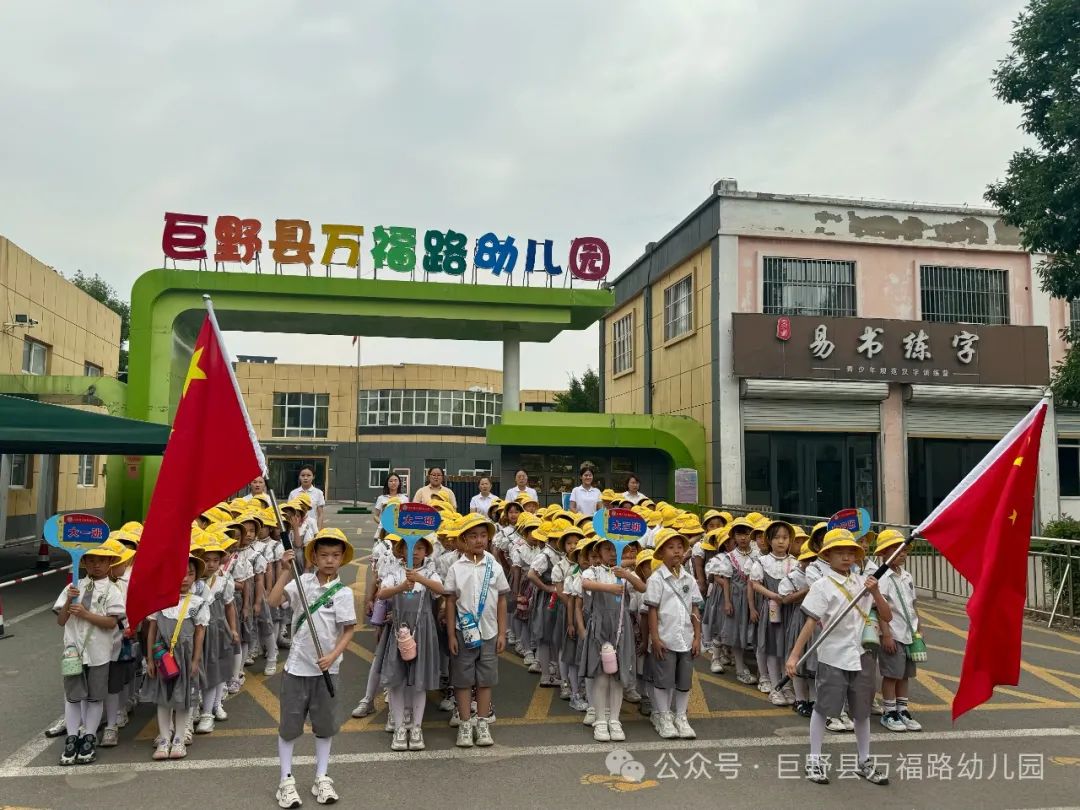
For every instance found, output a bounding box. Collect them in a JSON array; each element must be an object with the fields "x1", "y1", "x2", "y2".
[{"x1": 907, "y1": 438, "x2": 995, "y2": 524}]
